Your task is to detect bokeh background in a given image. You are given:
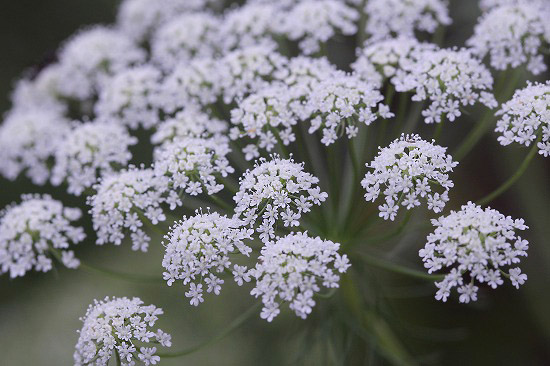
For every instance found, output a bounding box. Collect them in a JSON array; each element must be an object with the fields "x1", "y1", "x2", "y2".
[{"x1": 0, "y1": 1, "x2": 549, "y2": 365}]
